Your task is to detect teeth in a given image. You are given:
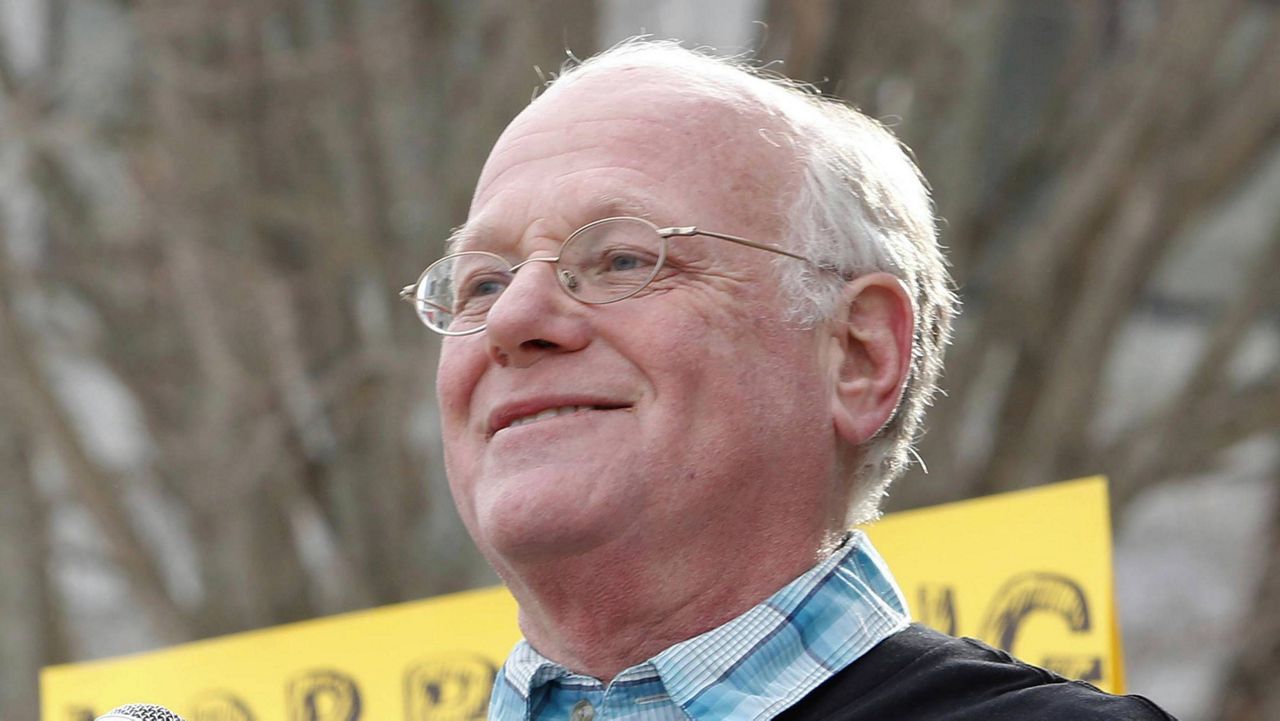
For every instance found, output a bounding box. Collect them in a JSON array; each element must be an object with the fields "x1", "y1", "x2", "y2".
[{"x1": 507, "y1": 405, "x2": 596, "y2": 429}]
